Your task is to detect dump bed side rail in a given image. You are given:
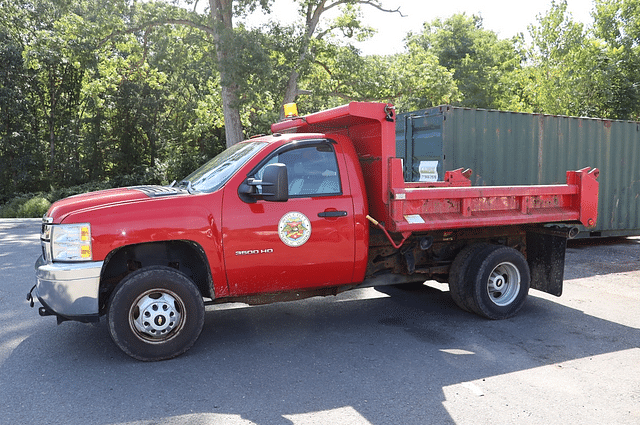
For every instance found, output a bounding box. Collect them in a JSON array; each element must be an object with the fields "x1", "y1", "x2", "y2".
[{"x1": 387, "y1": 159, "x2": 599, "y2": 233}]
